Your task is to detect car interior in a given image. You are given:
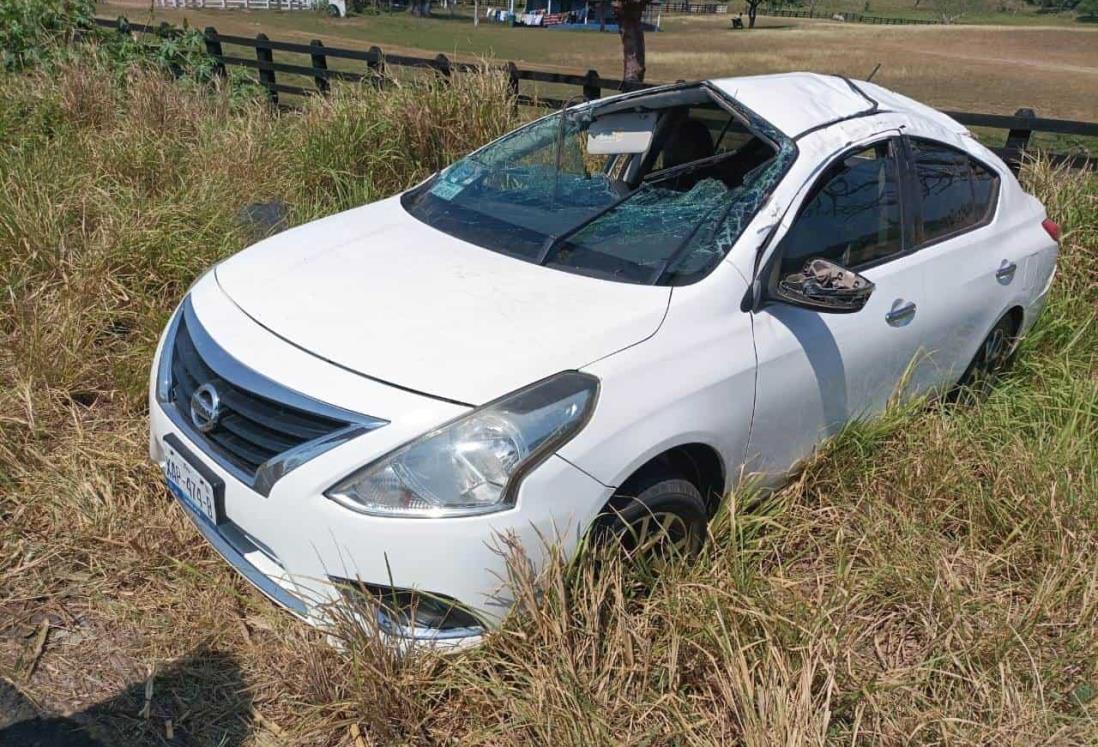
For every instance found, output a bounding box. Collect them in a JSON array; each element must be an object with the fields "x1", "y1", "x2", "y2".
[{"x1": 594, "y1": 87, "x2": 779, "y2": 195}]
